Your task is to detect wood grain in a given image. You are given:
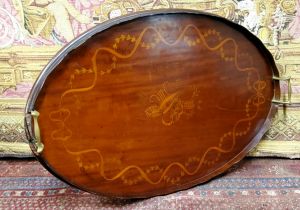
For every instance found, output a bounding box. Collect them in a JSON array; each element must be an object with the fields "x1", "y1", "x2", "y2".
[{"x1": 28, "y1": 11, "x2": 279, "y2": 198}]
